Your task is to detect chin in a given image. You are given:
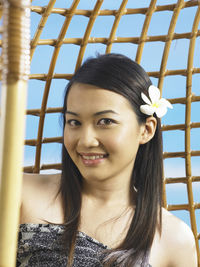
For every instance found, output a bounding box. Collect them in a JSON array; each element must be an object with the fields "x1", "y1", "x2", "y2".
[{"x1": 80, "y1": 170, "x2": 109, "y2": 183}]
